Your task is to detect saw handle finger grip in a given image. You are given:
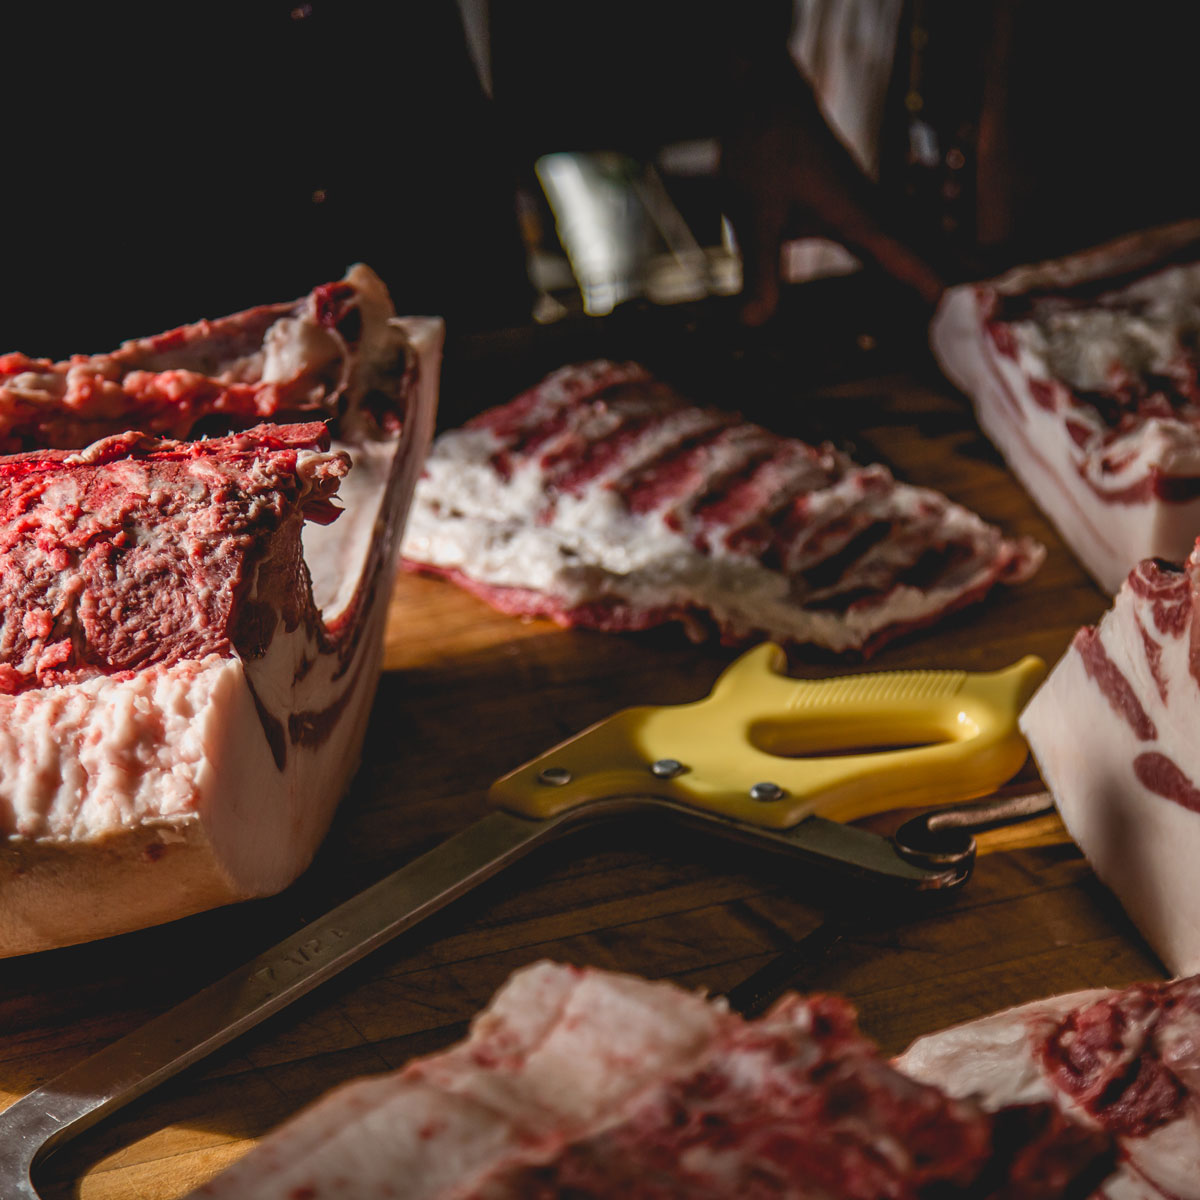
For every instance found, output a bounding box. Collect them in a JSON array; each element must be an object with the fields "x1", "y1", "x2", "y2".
[{"x1": 488, "y1": 643, "x2": 1047, "y2": 829}]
